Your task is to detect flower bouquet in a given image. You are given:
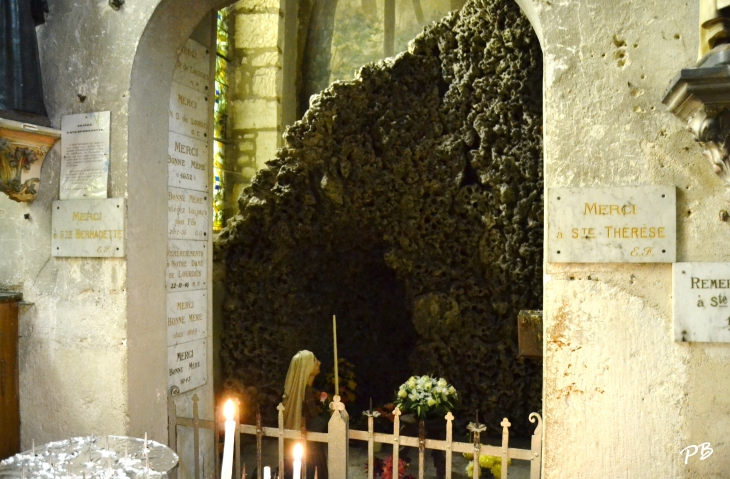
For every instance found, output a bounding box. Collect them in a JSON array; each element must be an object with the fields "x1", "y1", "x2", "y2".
[
  {"x1": 393, "y1": 375, "x2": 458, "y2": 420},
  {"x1": 365, "y1": 456, "x2": 415, "y2": 479},
  {"x1": 464, "y1": 453, "x2": 511, "y2": 479}
]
